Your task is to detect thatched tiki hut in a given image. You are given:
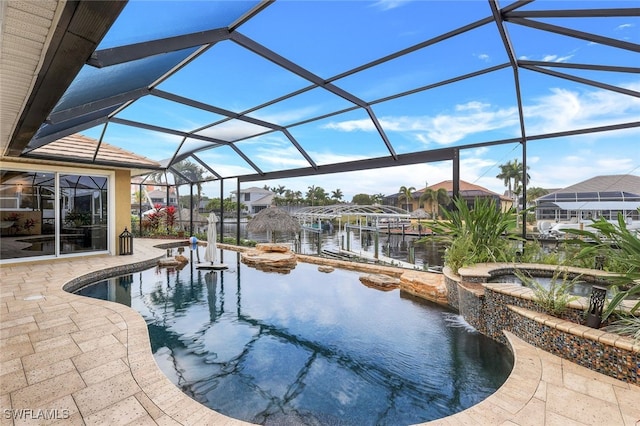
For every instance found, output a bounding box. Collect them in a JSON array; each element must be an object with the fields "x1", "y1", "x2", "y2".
[
  {"x1": 410, "y1": 208, "x2": 430, "y2": 236},
  {"x1": 246, "y1": 206, "x2": 301, "y2": 243}
]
